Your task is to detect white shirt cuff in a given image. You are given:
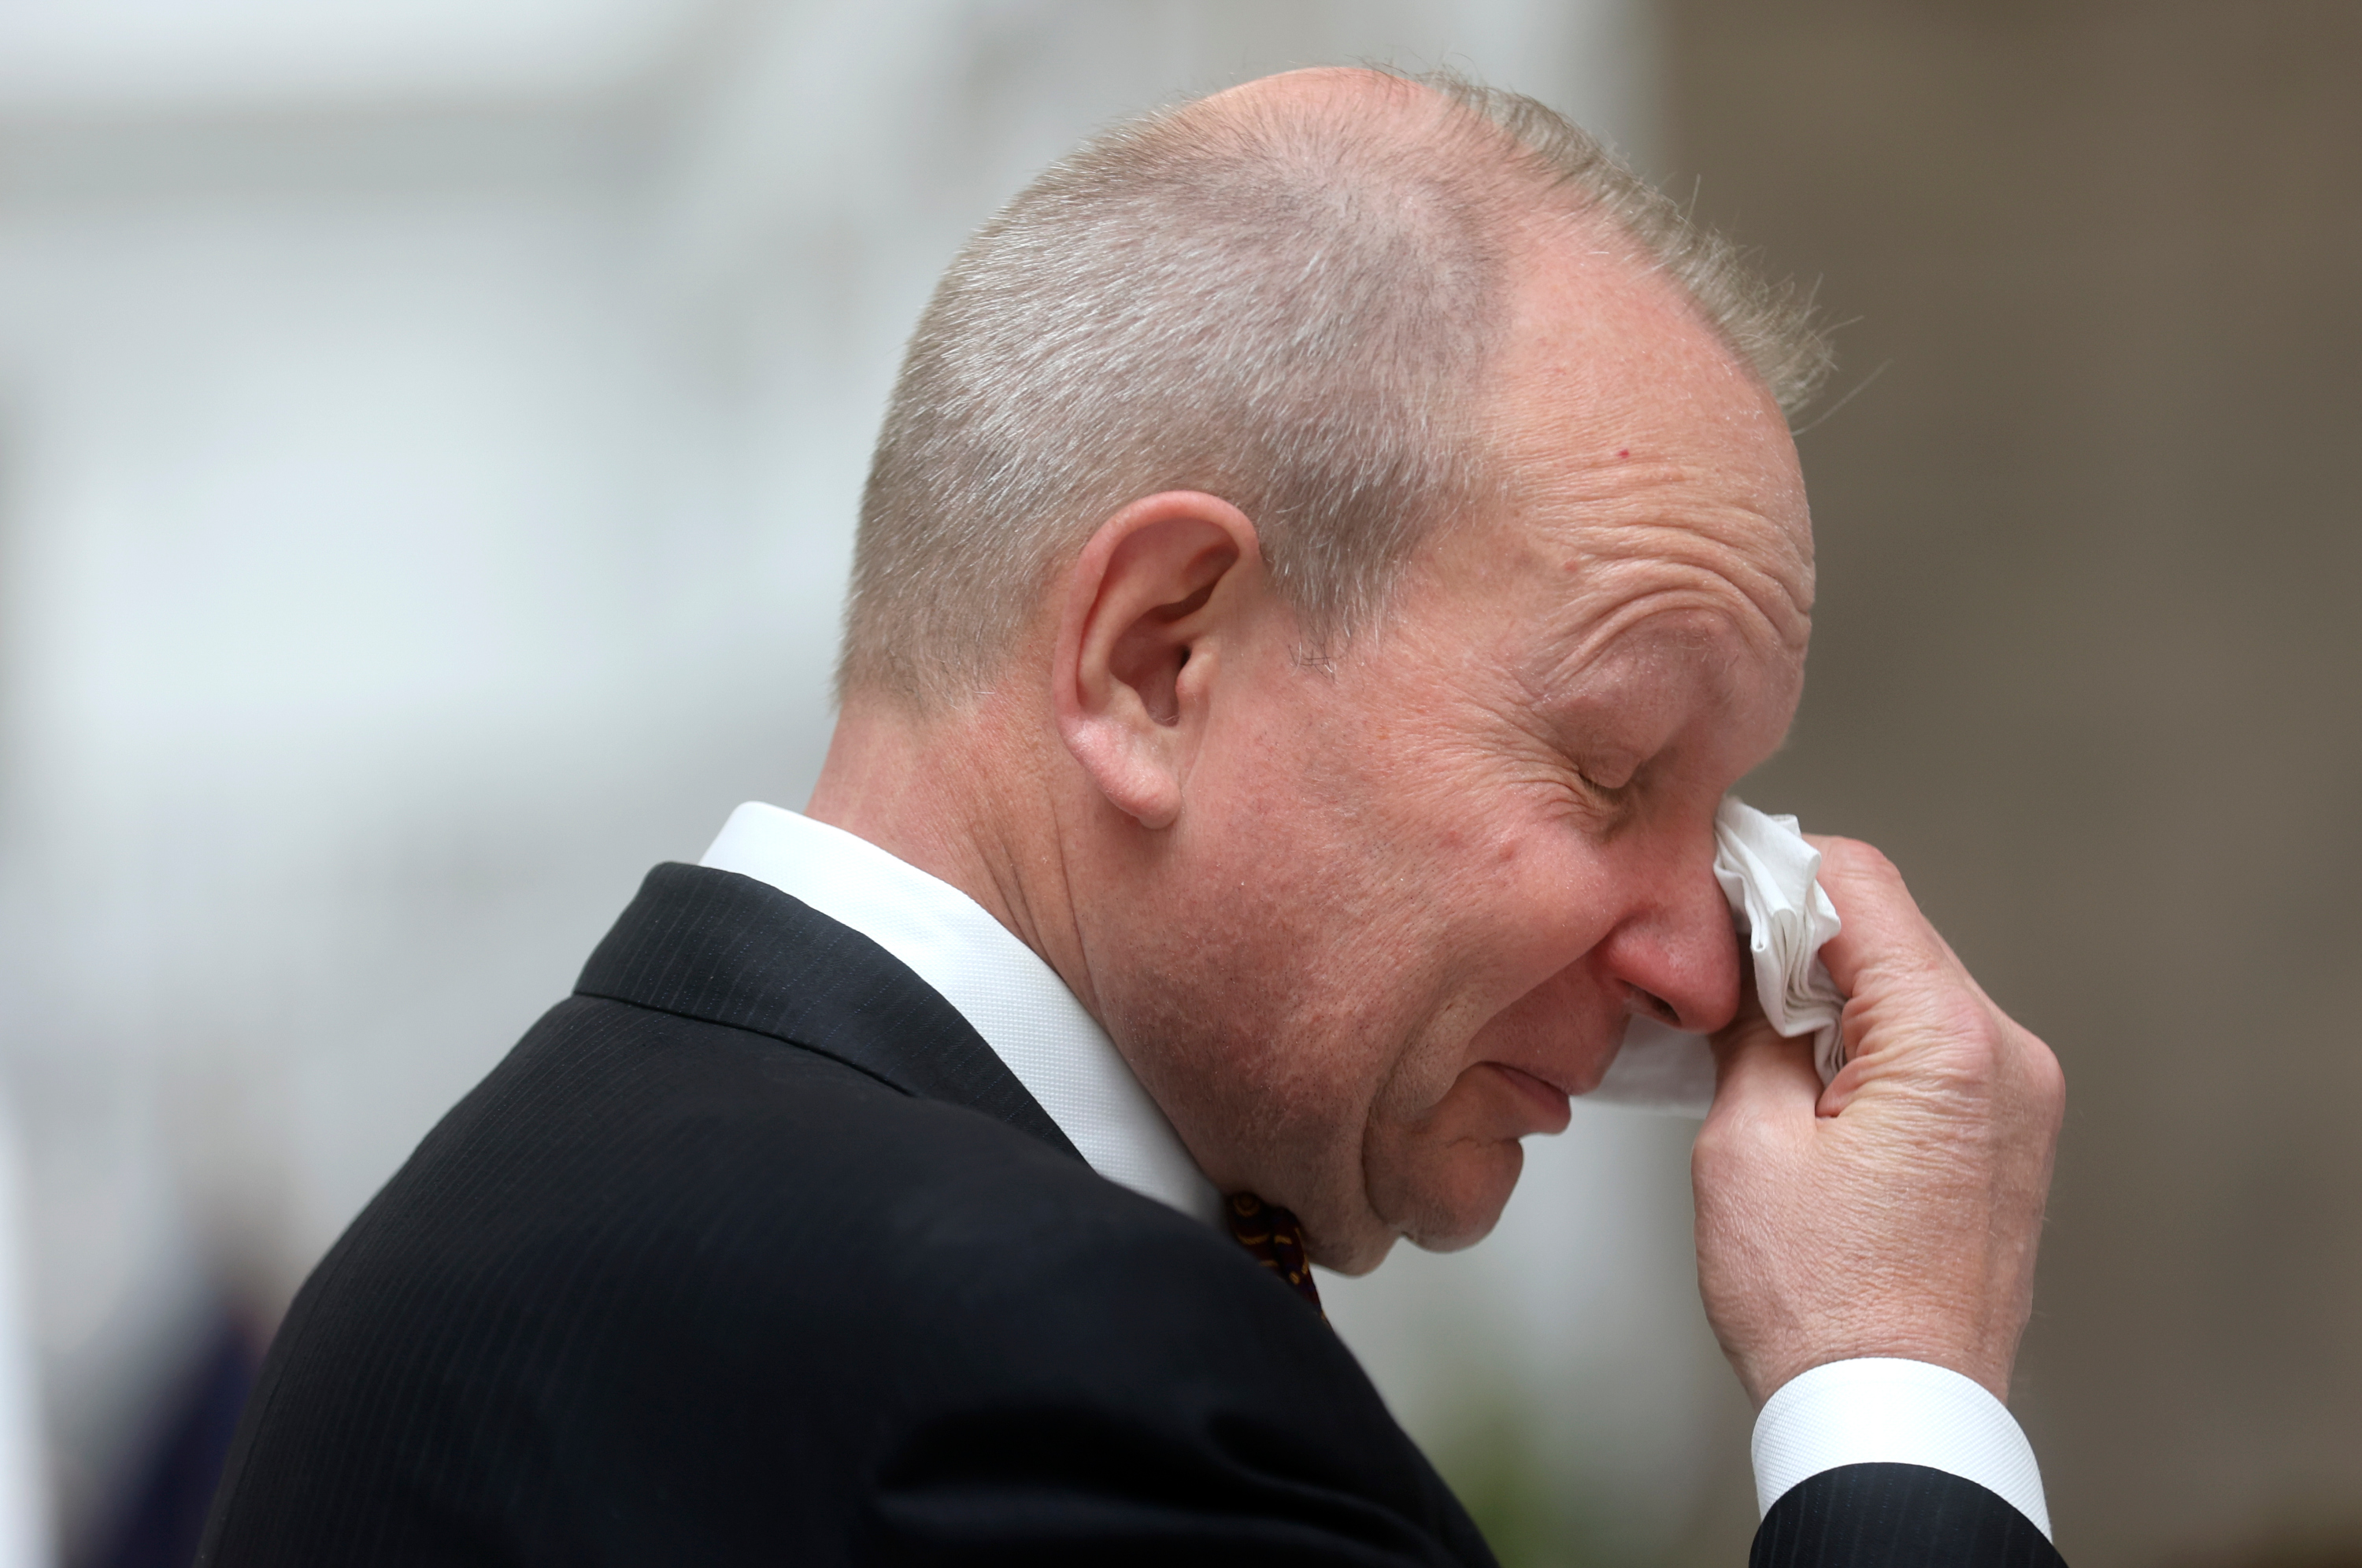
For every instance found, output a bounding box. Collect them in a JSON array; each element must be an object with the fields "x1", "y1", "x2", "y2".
[{"x1": 1751, "y1": 1357, "x2": 2051, "y2": 1540}]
